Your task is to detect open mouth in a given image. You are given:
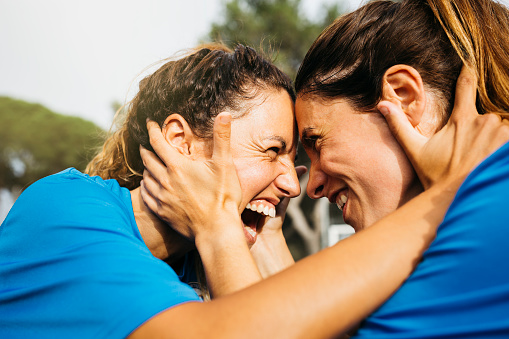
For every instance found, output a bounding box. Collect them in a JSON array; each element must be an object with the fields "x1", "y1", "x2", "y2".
[{"x1": 240, "y1": 200, "x2": 276, "y2": 245}]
